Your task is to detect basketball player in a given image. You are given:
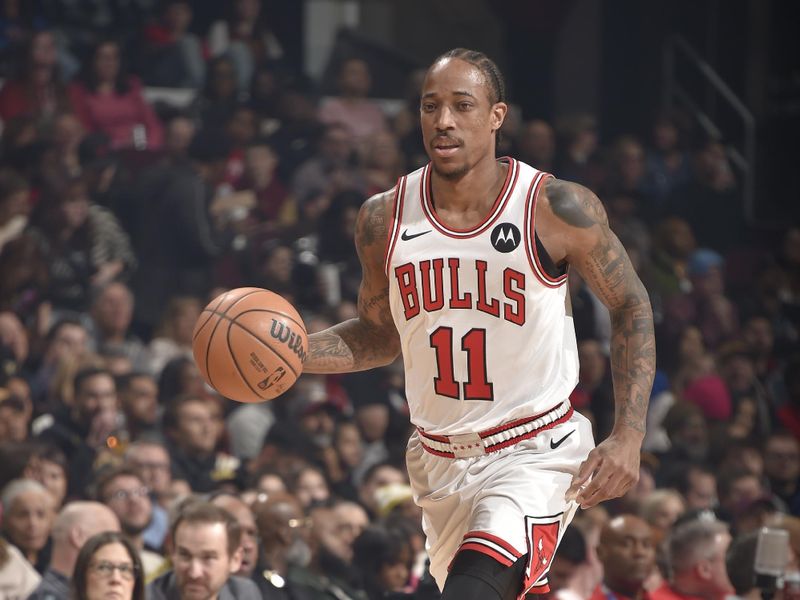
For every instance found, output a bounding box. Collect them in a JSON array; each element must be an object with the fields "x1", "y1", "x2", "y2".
[{"x1": 302, "y1": 49, "x2": 655, "y2": 600}]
